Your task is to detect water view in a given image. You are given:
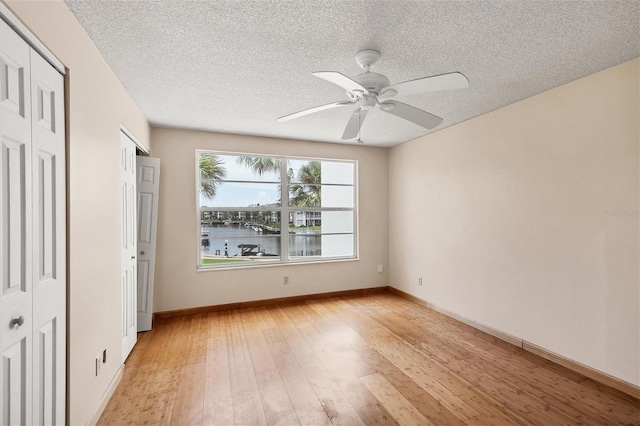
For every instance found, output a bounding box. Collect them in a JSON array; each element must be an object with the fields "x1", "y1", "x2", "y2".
[{"x1": 201, "y1": 223, "x2": 321, "y2": 261}]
